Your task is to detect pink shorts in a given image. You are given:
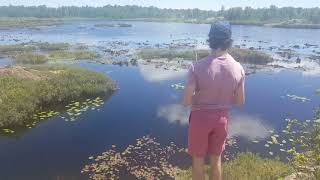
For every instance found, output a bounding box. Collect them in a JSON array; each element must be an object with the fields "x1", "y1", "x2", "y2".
[{"x1": 188, "y1": 109, "x2": 229, "y2": 157}]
